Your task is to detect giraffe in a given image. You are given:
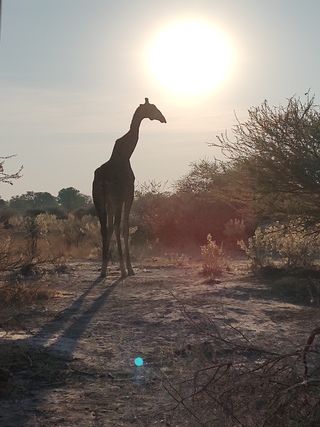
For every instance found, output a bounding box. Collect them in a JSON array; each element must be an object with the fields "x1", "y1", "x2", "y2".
[{"x1": 92, "y1": 98, "x2": 166, "y2": 278}]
